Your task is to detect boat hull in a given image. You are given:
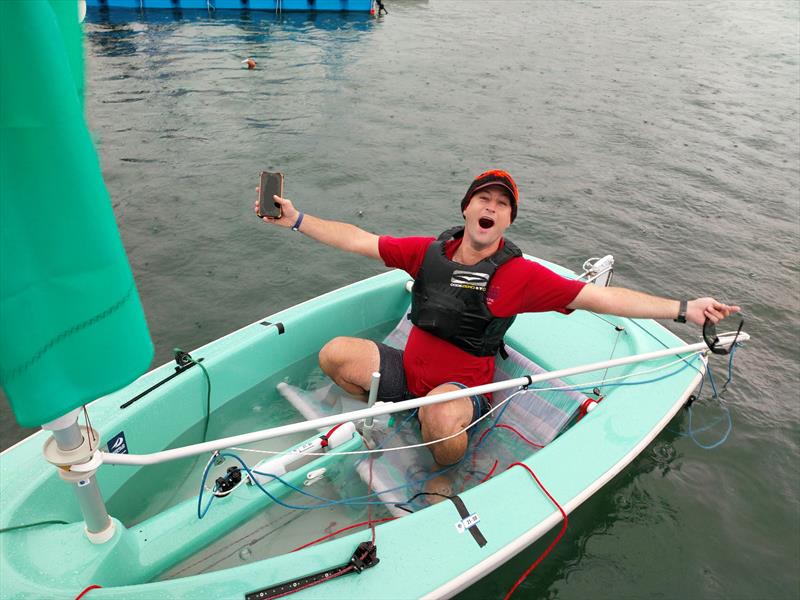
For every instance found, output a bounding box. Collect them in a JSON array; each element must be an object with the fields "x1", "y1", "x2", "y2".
[{"x1": 0, "y1": 263, "x2": 704, "y2": 599}]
